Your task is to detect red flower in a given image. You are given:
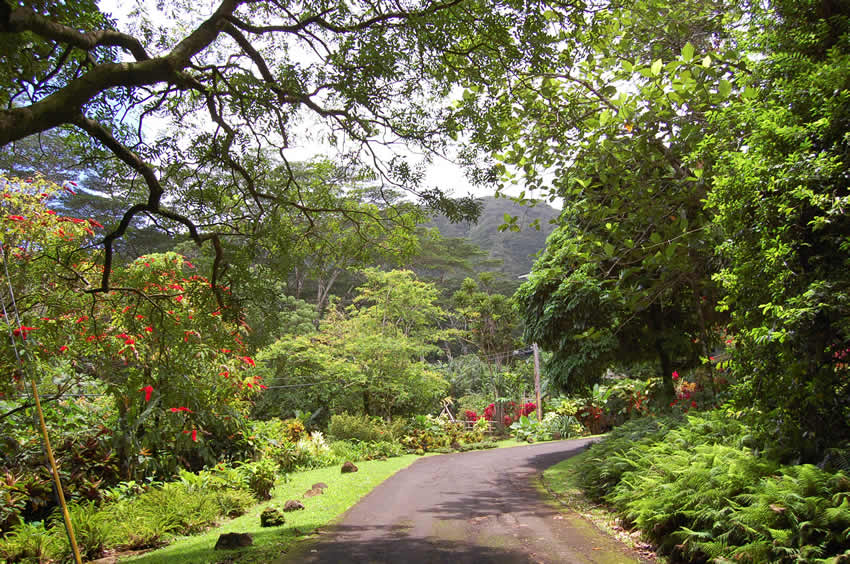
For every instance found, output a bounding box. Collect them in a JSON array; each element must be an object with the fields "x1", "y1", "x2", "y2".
[
  {"x1": 12, "y1": 326, "x2": 36, "y2": 339},
  {"x1": 219, "y1": 371, "x2": 229, "y2": 378},
  {"x1": 144, "y1": 326, "x2": 153, "y2": 332},
  {"x1": 59, "y1": 345, "x2": 68, "y2": 353},
  {"x1": 75, "y1": 316, "x2": 88, "y2": 324},
  {"x1": 87, "y1": 219, "x2": 103, "y2": 228},
  {"x1": 691, "y1": 401, "x2": 697, "y2": 408},
  {"x1": 7, "y1": 215, "x2": 26, "y2": 221},
  {"x1": 175, "y1": 295, "x2": 184, "y2": 303},
  {"x1": 135, "y1": 314, "x2": 144, "y2": 320},
  {"x1": 122, "y1": 306, "x2": 132, "y2": 313},
  {"x1": 45, "y1": 210, "x2": 57, "y2": 215},
  {"x1": 246, "y1": 382, "x2": 253, "y2": 389},
  {"x1": 184, "y1": 261, "x2": 195, "y2": 269},
  {"x1": 241, "y1": 356, "x2": 255, "y2": 367},
  {"x1": 221, "y1": 348, "x2": 231, "y2": 353},
  {"x1": 124, "y1": 337, "x2": 135, "y2": 345},
  {"x1": 170, "y1": 407, "x2": 193, "y2": 413},
  {"x1": 672, "y1": 371, "x2": 679, "y2": 380},
  {"x1": 258, "y1": 384, "x2": 268, "y2": 390},
  {"x1": 182, "y1": 429, "x2": 198, "y2": 441},
  {"x1": 140, "y1": 385, "x2": 154, "y2": 402}
]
